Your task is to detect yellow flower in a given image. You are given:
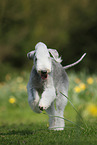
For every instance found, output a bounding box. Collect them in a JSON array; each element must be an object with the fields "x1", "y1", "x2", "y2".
[
  {"x1": 75, "y1": 78, "x2": 81, "y2": 84},
  {"x1": 74, "y1": 83, "x2": 86, "y2": 93},
  {"x1": 86, "y1": 104, "x2": 97, "y2": 117},
  {"x1": 0, "y1": 82, "x2": 5, "y2": 88},
  {"x1": 16, "y1": 77, "x2": 23, "y2": 83},
  {"x1": 87, "y1": 77, "x2": 94, "y2": 85},
  {"x1": 79, "y1": 83, "x2": 86, "y2": 91},
  {"x1": 24, "y1": 85, "x2": 27, "y2": 91},
  {"x1": 5, "y1": 74, "x2": 11, "y2": 81},
  {"x1": 74, "y1": 86, "x2": 81, "y2": 93},
  {"x1": 9, "y1": 97, "x2": 16, "y2": 104},
  {"x1": 47, "y1": 123, "x2": 49, "y2": 127},
  {"x1": 18, "y1": 84, "x2": 27, "y2": 91}
]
